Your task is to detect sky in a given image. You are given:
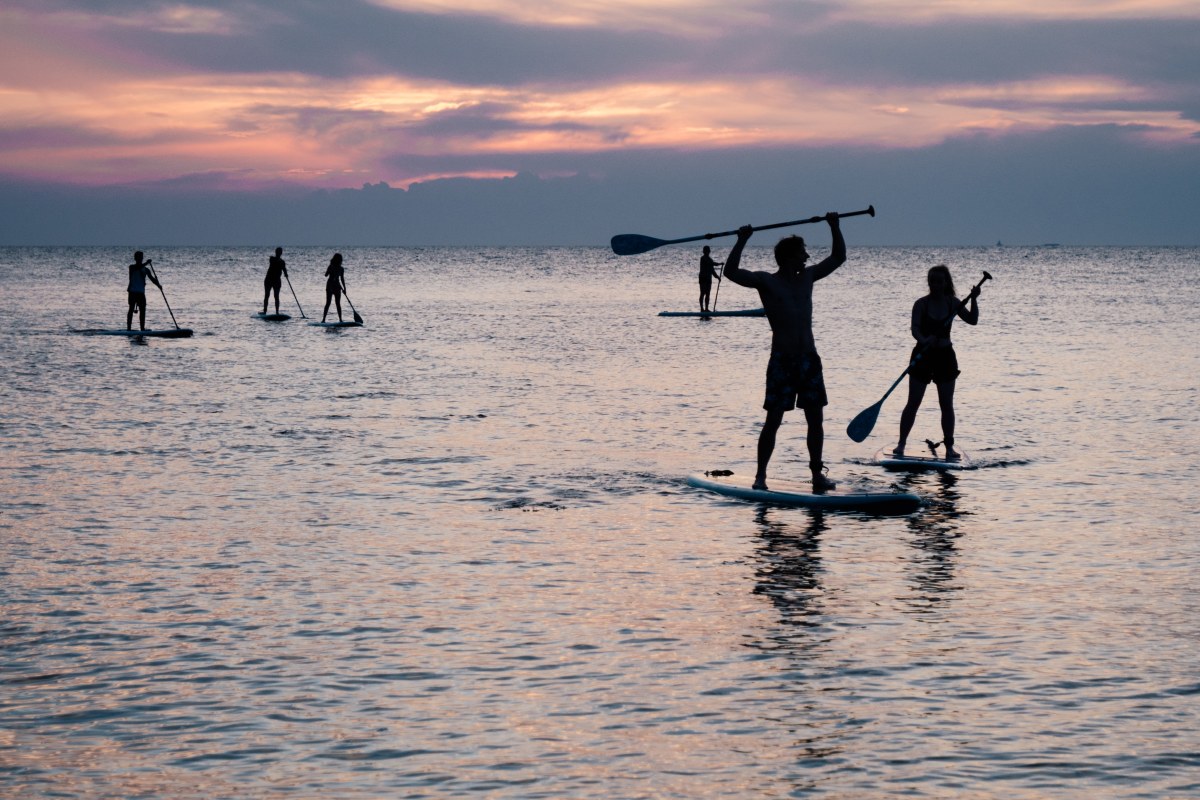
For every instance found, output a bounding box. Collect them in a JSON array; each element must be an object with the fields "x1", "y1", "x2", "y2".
[{"x1": 1, "y1": 0, "x2": 1198, "y2": 246}]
